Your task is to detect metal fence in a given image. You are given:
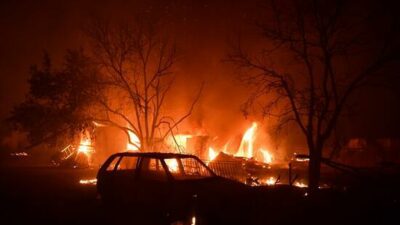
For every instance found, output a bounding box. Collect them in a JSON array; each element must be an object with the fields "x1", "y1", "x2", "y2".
[{"x1": 204, "y1": 160, "x2": 248, "y2": 182}]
